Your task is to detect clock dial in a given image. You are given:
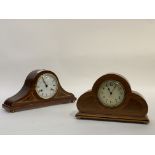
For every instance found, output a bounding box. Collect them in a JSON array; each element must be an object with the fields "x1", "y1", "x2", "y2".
[
  {"x1": 35, "y1": 73, "x2": 58, "y2": 99},
  {"x1": 97, "y1": 80, "x2": 125, "y2": 108}
]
